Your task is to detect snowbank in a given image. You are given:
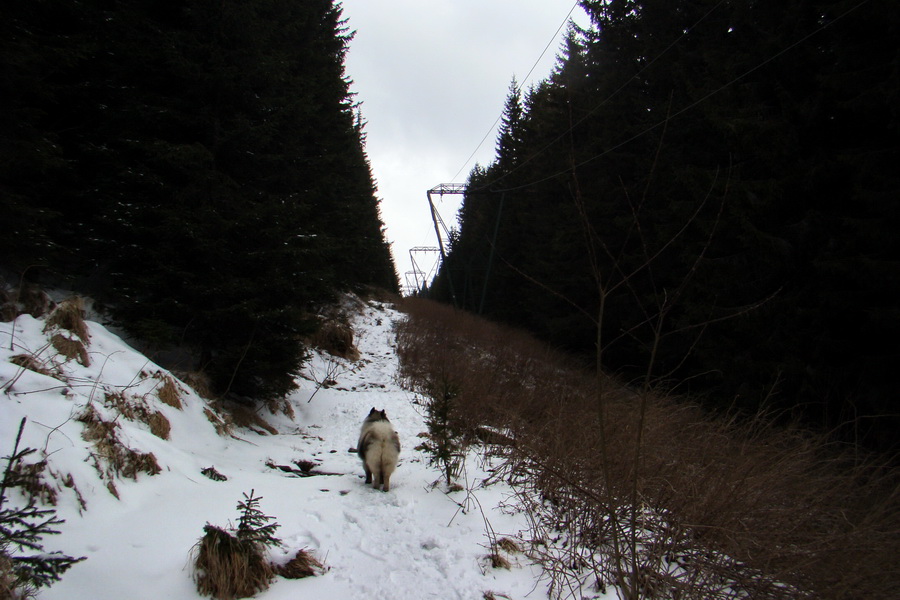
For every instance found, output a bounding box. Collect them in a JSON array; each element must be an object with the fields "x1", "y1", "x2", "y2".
[{"x1": 1, "y1": 300, "x2": 555, "y2": 600}]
